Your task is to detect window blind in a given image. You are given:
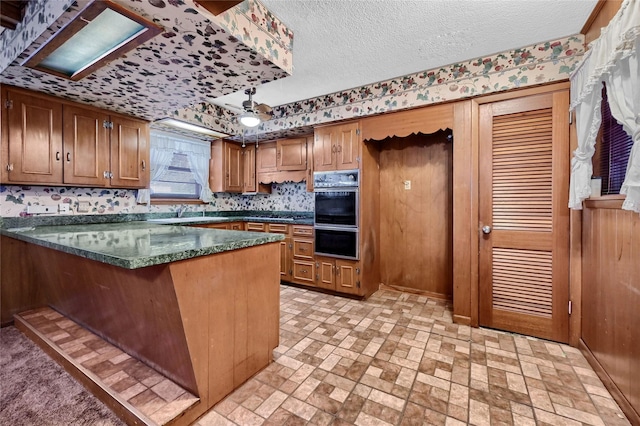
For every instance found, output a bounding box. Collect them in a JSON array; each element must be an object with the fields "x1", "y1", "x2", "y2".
[{"x1": 599, "y1": 83, "x2": 634, "y2": 195}]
